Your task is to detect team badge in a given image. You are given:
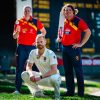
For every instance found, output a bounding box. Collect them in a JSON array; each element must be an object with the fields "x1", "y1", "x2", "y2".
[
  {"x1": 37, "y1": 55, "x2": 39, "y2": 59},
  {"x1": 75, "y1": 56, "x2": 80, "y2": 61},
  {"x1": 53, "y1": 56, "x2": 56, "y2": 59},
  {"x1": 44, "y1": 57, "x2": 46, "y2": 62},
  {"x1": 22, "y1": 28, "x2": 27, "y2": 33}
]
